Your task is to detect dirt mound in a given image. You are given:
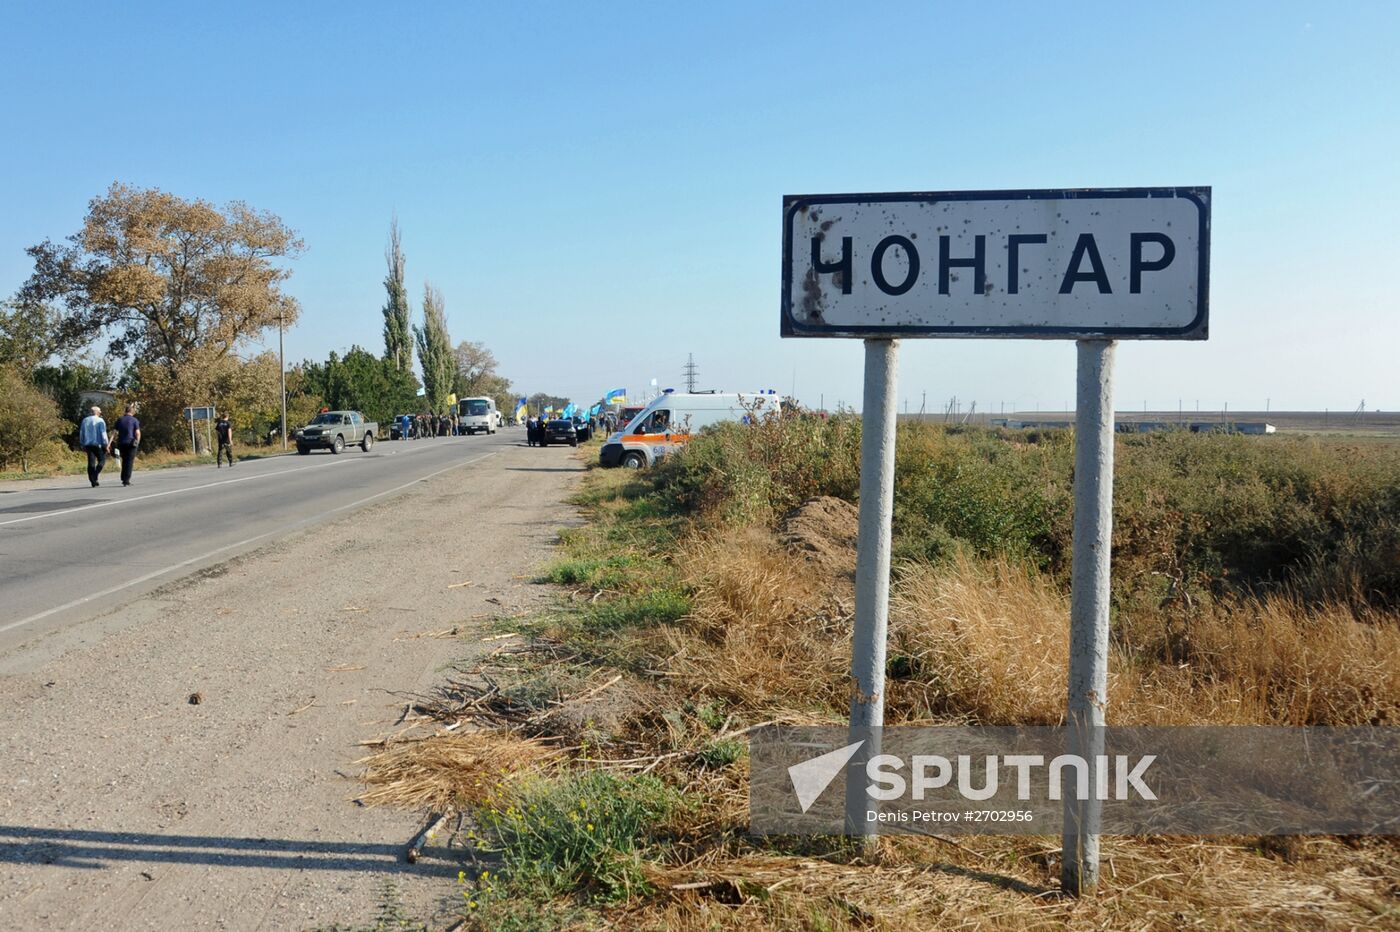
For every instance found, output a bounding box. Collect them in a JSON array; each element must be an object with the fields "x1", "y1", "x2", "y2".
[{"x1": 779, "y1": 496, "x2": 859, "y2": 581}]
